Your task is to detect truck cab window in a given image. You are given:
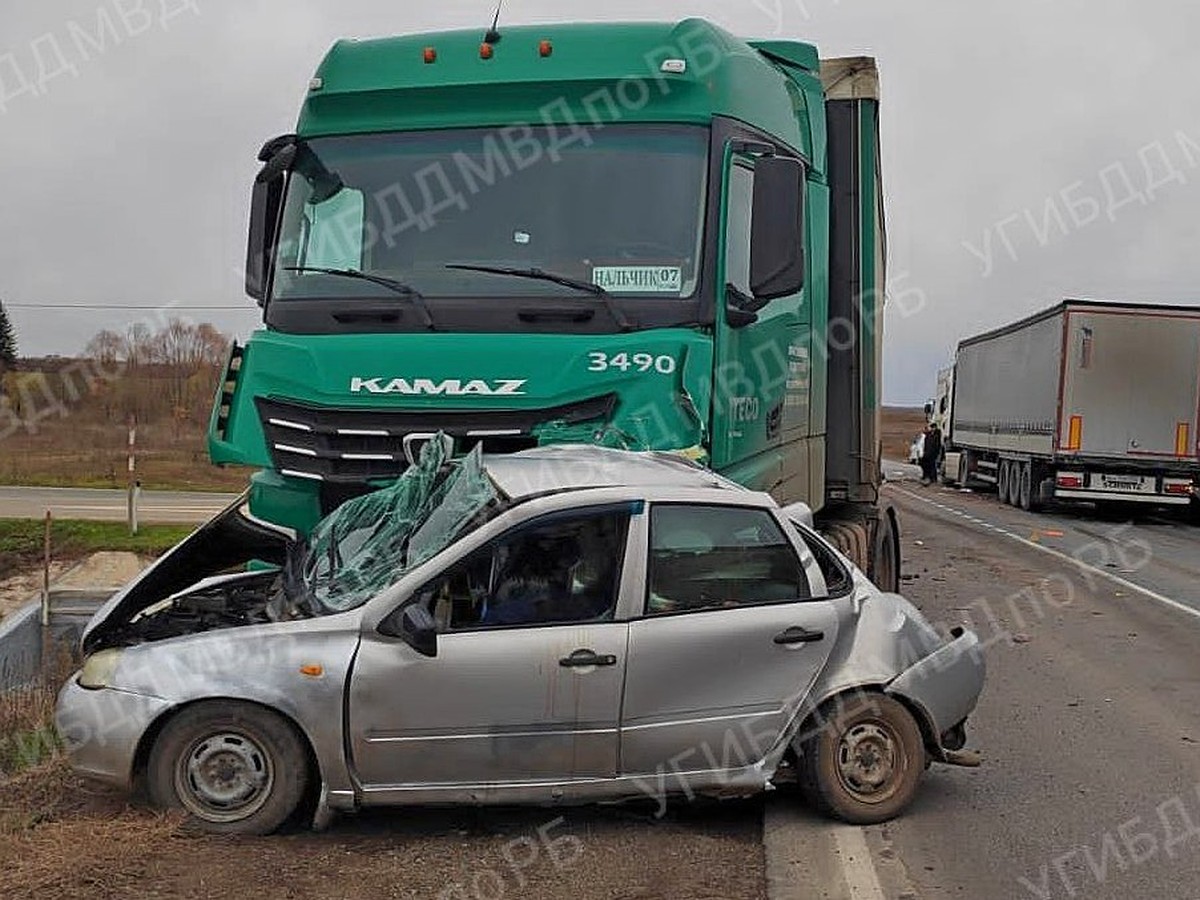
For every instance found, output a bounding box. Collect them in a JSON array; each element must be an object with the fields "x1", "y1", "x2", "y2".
[{"x1": 724, "y1": 163, "x2": 755, "y2": 296}]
